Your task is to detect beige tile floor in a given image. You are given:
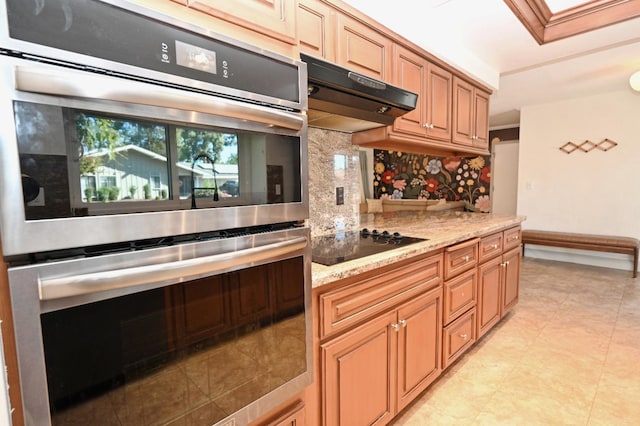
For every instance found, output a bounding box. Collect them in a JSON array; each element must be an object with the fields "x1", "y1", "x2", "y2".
[{"x1": 392, "y1": 257, "x2": 640, "y2": 426}]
